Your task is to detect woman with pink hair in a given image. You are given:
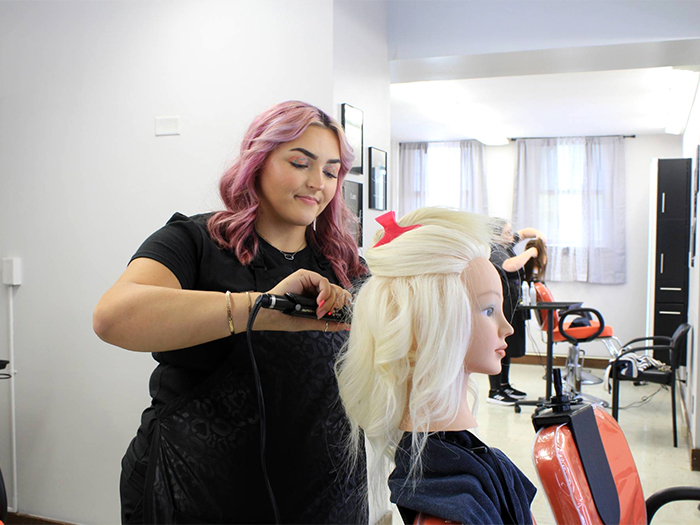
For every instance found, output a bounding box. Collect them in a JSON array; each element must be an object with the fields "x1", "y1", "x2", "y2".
[{"x1": 94, "y1": 101, "x2": 368, "y2": 523}]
